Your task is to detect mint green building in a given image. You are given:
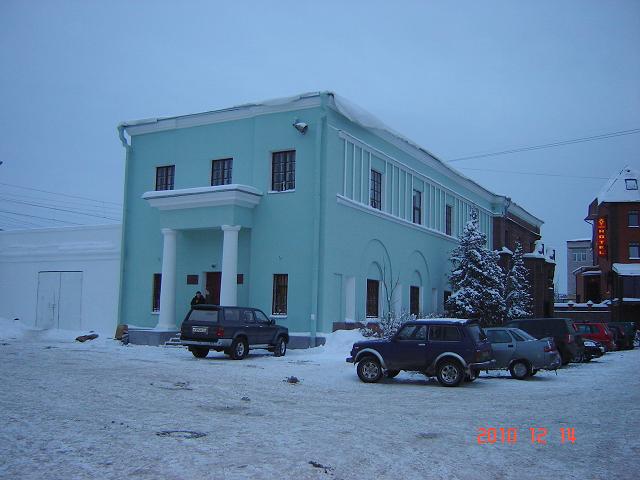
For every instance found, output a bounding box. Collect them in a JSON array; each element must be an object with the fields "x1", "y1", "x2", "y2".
[{"x1": 117, "y1": 92, "x2": 538, "y2": 345}]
